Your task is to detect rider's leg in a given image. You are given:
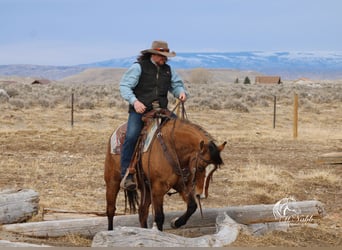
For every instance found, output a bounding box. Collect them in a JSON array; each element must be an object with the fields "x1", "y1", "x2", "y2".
[{"x1": 120, "y1": 111, "x2": 143, "y2": 188}]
